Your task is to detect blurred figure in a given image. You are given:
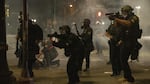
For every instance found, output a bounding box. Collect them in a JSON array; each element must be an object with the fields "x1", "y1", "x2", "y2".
[
  {"x1": 15, "y1": 11, "x2": 23, "y2": 68},
  {"x1": 92, "y1": 25, "x2": 108, "y2": 59},
  {"x1": 41, "y1": 39, "x2": 59, "y2": 67},
  {"x1": 79, "y1": 18, "x2": 94, "y2": 72}
]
